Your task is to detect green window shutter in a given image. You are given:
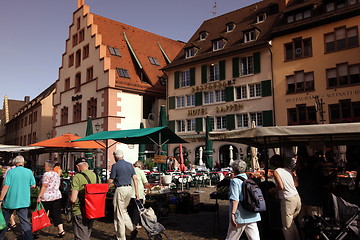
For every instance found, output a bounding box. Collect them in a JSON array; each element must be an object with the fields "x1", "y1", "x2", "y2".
[
  {"x1": 195, "y1": 92, "x2": 203, "y2": 106},
  {"x1": 253, "y1": 52, "x2": 261, "y2": 74},
  {"x1": 174, "y1": 71, "x2": 180, "y2": 89},
  {"x1": 261, "y1": 80, "x2": 272, "y2": 97},
  {"x1": 262, "y1": 110, "x2": 274, "y2": 126},
  {"x1": 168, "y1": 120, "x2": 175, "y2": 131},
  {"x1": 168, "y1": 96, "x2": 175, "y2": 110},
  {"x1": 201, "y1": 65, "x2": 207, "y2": 83},
  {"x1": 219, "y1": 60, "x2": 226, "y2": 80},
  {"x1": 226, "y1": 114, "x2": 235, "y2": 130},
  {"x1": 225, "y1": 86, "x2": 234, "y2": 102},
  {"x1": 196, "y1": 118, "x2": 203, "y2": 132},
  {"x1": 232, "y1": 57, "x2": 239, "y2": 78},
  {"x1": 190, "y1": 68, "x2": 196, "y2": 86}
]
